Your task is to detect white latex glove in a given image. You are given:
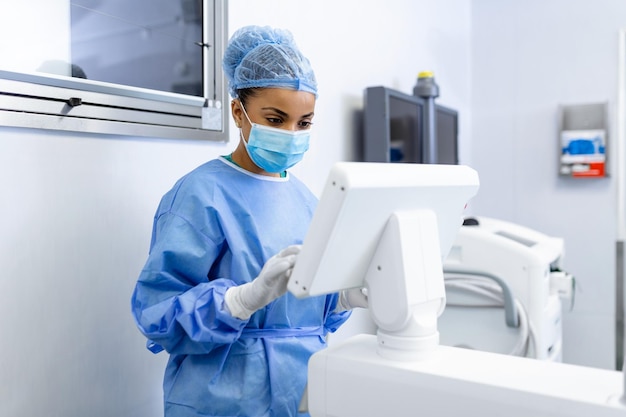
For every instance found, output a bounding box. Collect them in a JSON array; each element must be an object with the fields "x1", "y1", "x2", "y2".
[
  {"x1": 336, "y1": 287, "x2": 369, "y2": 312},
  {"x1": 225, "y1": 245, "x2": 301, "y2": 320}
]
